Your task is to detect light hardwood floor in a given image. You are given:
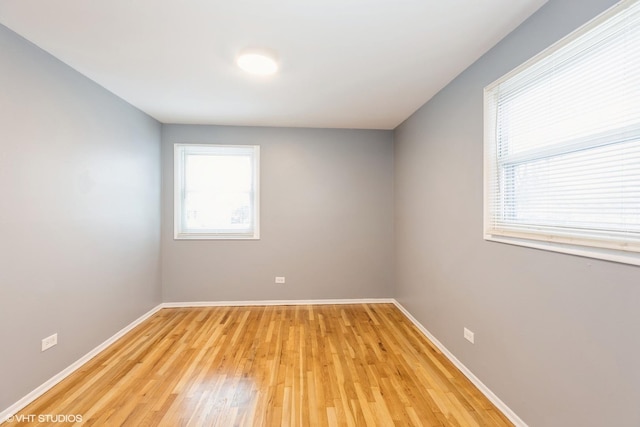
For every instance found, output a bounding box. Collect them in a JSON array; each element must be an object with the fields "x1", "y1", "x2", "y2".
[{"x1": 4, "y1": 304, "x2": 513, "y2": 426}]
